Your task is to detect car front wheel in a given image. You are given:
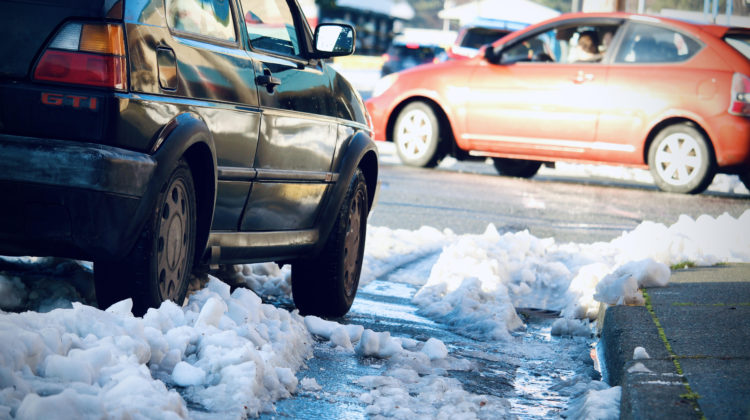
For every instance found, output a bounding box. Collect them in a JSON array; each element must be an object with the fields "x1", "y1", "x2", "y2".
[
  {"x1": 95, "y1": 159, "x2": 197, "y2": 315},
  {"x1": 648, "y1": 123, "x2": 714, "y2": 194},
  {"x1": 393, "y1": 102, "x2": 442, "y2": 167},
  {"x1": 292, "y1": 168, "x2": 368, "y2": 318},
  {"x1": 492, "y1": 158, "x2": 542, "y2": 178}
]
